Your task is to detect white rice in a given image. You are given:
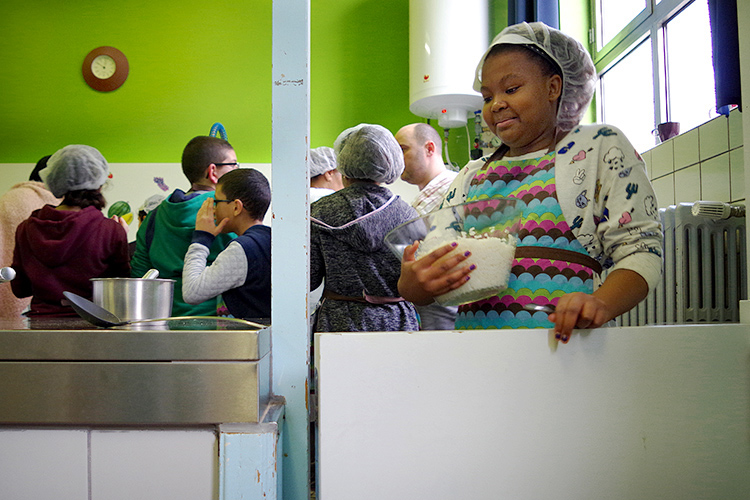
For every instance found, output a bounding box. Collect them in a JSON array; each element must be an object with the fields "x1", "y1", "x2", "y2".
[{"x1": 419, "y1": 234, "x2": 517, "y2": 307}]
